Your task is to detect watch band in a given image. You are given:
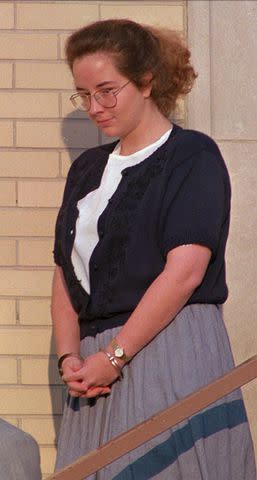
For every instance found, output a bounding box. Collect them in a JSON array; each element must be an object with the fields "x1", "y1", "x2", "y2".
[
  {"x1": 111, "y1": 338, "x2": 128, "y2": 362},
  {"x1": 101, "y1": 350, "x2": 123, "y2": 378}
]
